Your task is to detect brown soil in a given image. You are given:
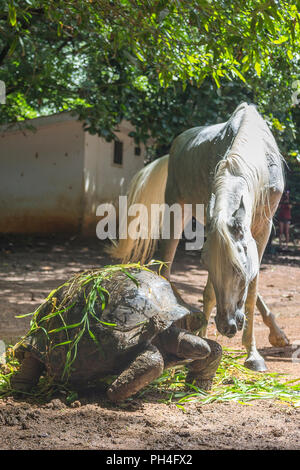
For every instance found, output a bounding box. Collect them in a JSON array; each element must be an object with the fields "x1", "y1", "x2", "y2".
[{"x1": 0, "y1": 235, "x2": 299, "y2": 450}]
